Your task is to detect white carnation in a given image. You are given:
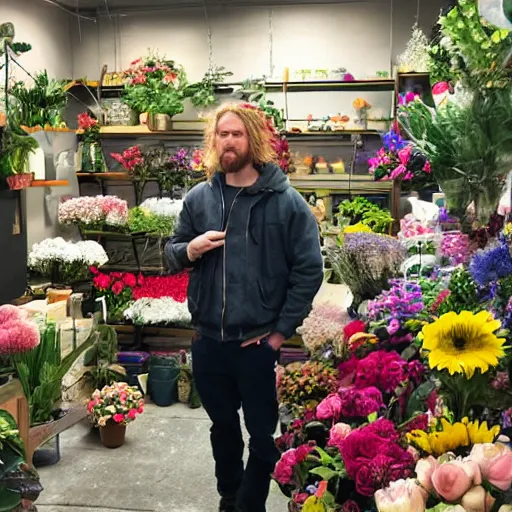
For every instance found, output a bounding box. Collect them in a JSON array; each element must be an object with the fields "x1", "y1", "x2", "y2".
[{"x1": 124, "y1": 297, "x2": 191, "y2": 326}]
